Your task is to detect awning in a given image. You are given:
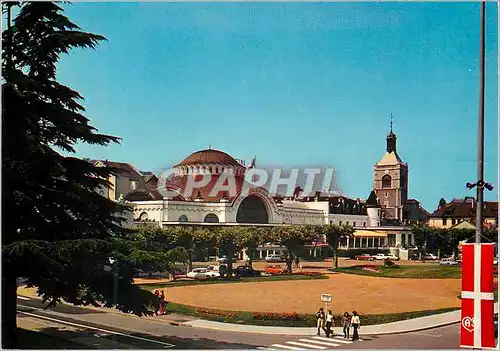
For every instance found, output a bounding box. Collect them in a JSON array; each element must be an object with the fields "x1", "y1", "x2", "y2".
[{"x1": 352, "y1": 230, "x2": 388, "y2": 238}]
